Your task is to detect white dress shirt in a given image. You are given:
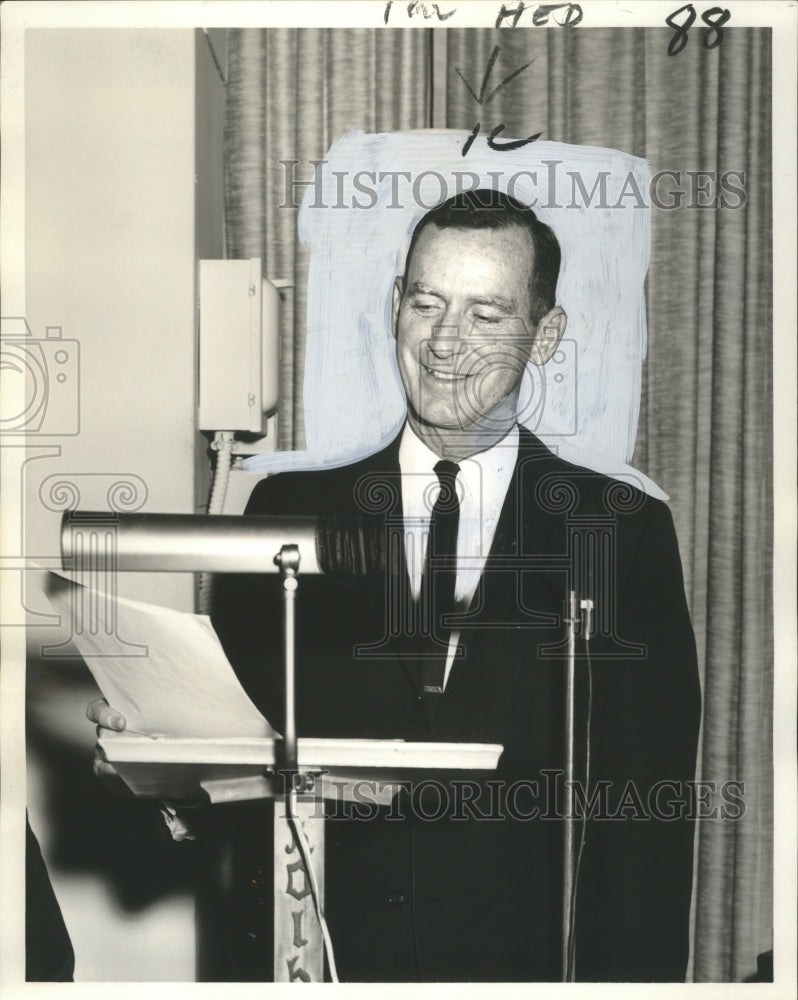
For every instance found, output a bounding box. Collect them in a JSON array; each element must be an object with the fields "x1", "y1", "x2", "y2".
[{"x1": 398, "y1": 422, "x2": 519, "y2": 688}]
